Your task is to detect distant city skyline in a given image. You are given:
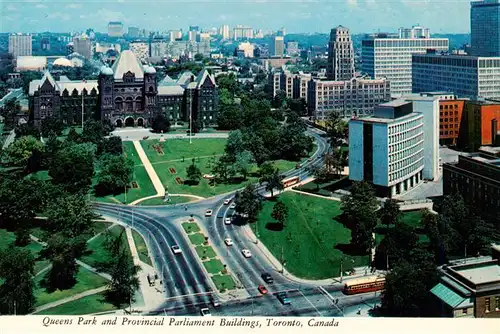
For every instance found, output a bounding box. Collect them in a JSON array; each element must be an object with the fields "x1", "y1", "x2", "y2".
[{"x1": 1, "y1": 0, "x2": 471, "y2": 35}]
